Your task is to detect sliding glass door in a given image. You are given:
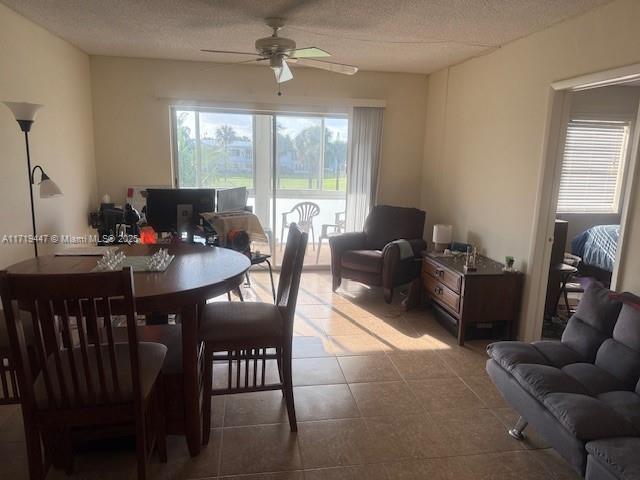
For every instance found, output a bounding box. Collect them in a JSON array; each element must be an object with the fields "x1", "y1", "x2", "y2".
[{"x1": 172, "y1": 107, "x2": 348, "y2": 267}]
